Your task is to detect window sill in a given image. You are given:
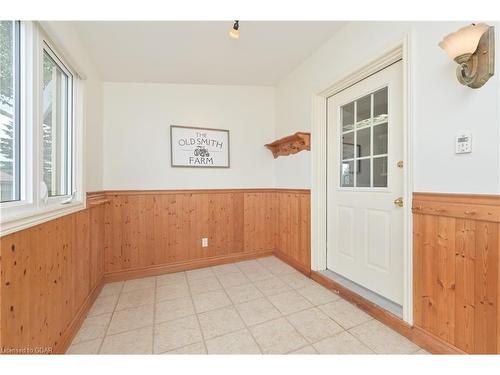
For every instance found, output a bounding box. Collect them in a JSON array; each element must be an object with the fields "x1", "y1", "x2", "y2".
[{"x1": 0, "y1": 200, "x2": 85, "y2": 236}]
